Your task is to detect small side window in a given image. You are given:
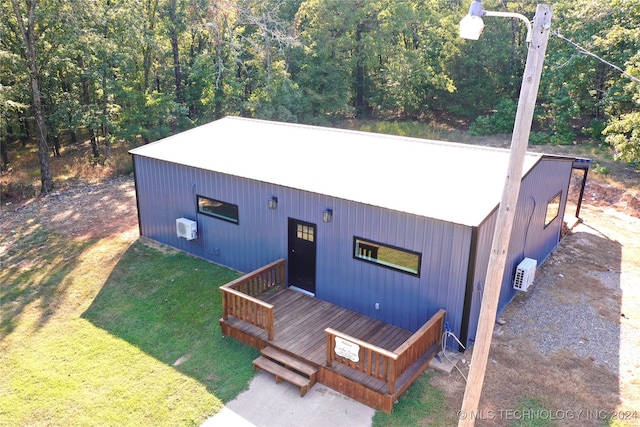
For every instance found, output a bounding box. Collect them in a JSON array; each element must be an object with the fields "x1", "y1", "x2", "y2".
[
  {"x1": 197, "y1": 195, "x2": 239, "y2": 224},
  {"x1": 544, "y1": 192, "x2": 561, "y2": 228}
]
